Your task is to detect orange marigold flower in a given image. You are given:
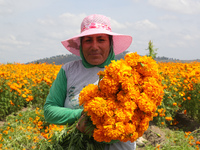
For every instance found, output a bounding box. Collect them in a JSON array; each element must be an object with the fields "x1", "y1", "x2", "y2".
[
  {"x1": 97, "y1": 70, "x2": 105, "y2": 77},
  {"x1": 172, "y1": 119, "x2": 179, "y2": 125},
  {"x1": 10, "y1": 100, "x2": 15, "y2": 106},
  {"x1": 153, "y1": 113, "x2": 158, "y2": 117},
  {"x1": 156, "y1": 144, "x2": 160, "y2": 148},
  {"x1": 22, "y1": 94, "x2": 27, "y2": 98},
  {"x1": 184, "y1": 131, "x2": 191, "y2": 138},
  {"x1": 124, "y1": 52, "x2": 140, "y2": 67},
  {"x1": 137, "y1": 116, "x2": 150, "y2": 136},
  {"x1": 165, "y1": 117, "x2": 172, "y2": 121},
  {"x1": 105, "y1": 59, "x2": 132, "y2": 82},
  {"x1": 98, "y1": 74, "x2": 120, "y2": 96},
  {"x1": 184, "y1": 110, "x2": 187, "y2": 114},
  {"x1": 159, "y1": 113, "x2": 165, "y2": 117},
  {"x1": 129, "y1": 132, "x2": 138, "y2": 143},
  {"x1": 157, "y1": 108, "x2": 164, "y2": 114},
  {"x1": 79, "y1": 84, "x2": 100, "y2": 106},
  {"x1": 84, "y1": 97, "x2": 108, "y2": 117},
  {"x1": 137, "y1": 93, "x2": 156, "y2": 114},
  {"x1": 195, "y1": 145, "x2": 199, "y2": 150},
  {"x1": 3, "y1": 130, "x2": 8, "y2": 135},
  {"x1": 26, "y1": 95, "x2": 34, "y2": 102}
]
